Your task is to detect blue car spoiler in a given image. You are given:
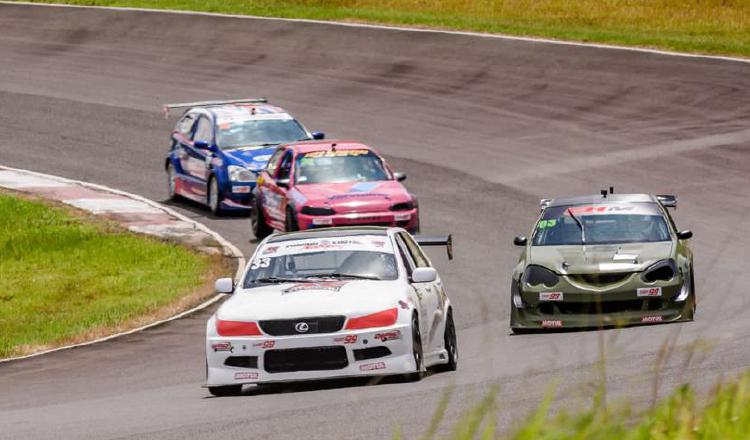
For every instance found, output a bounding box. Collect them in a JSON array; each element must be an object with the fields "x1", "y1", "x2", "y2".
[{"x1": 163, "y1": 97, "x2": 268, "y2": 118}]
